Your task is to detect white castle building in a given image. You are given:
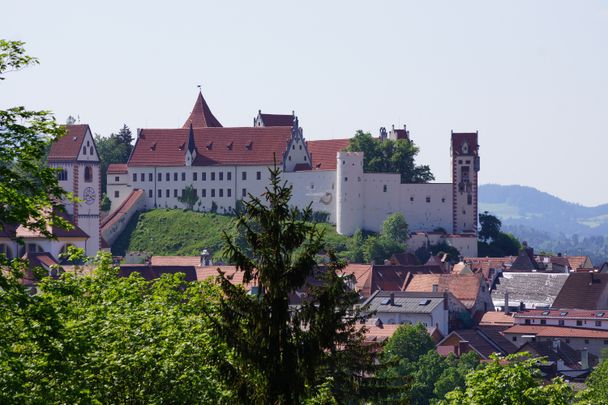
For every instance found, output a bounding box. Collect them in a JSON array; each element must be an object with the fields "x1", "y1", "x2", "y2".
[{"x1": 106, "y1": 92, "x2": 480, "y2": 256}]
